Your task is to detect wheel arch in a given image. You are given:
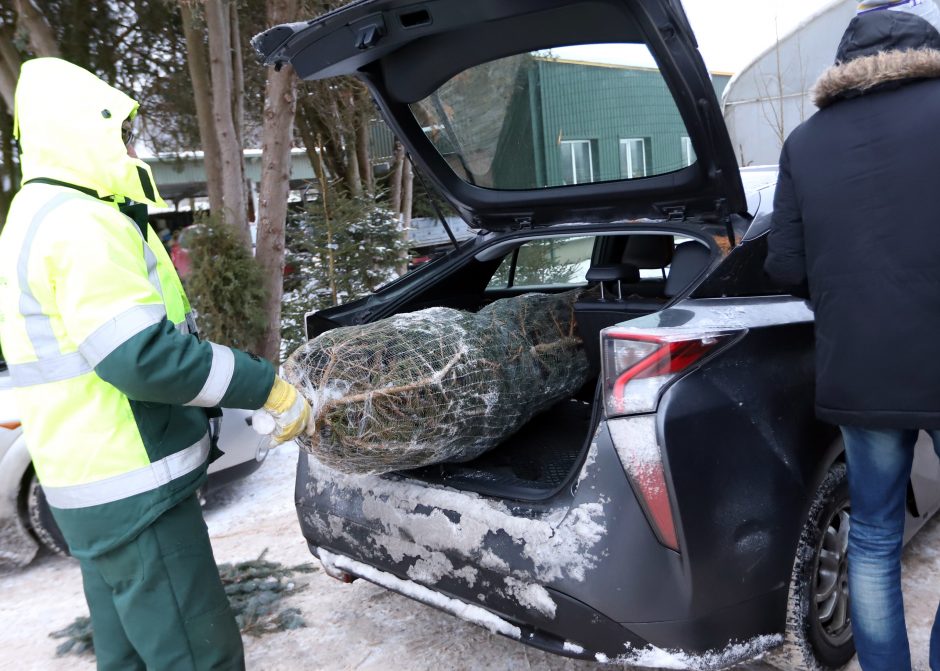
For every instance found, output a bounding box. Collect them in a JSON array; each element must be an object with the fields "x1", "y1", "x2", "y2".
[{"x1": 0, "y1": 434, "x2": 39, "y2": 567}]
